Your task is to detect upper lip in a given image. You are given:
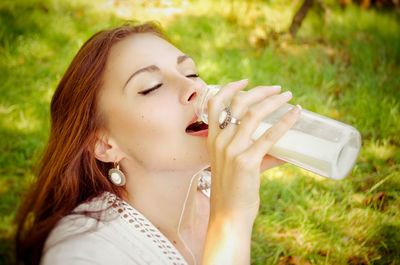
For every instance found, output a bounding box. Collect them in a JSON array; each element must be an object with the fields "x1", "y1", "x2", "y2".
[{"x1": 186, "y1": 114, "x2": 200, "y2": 129}]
